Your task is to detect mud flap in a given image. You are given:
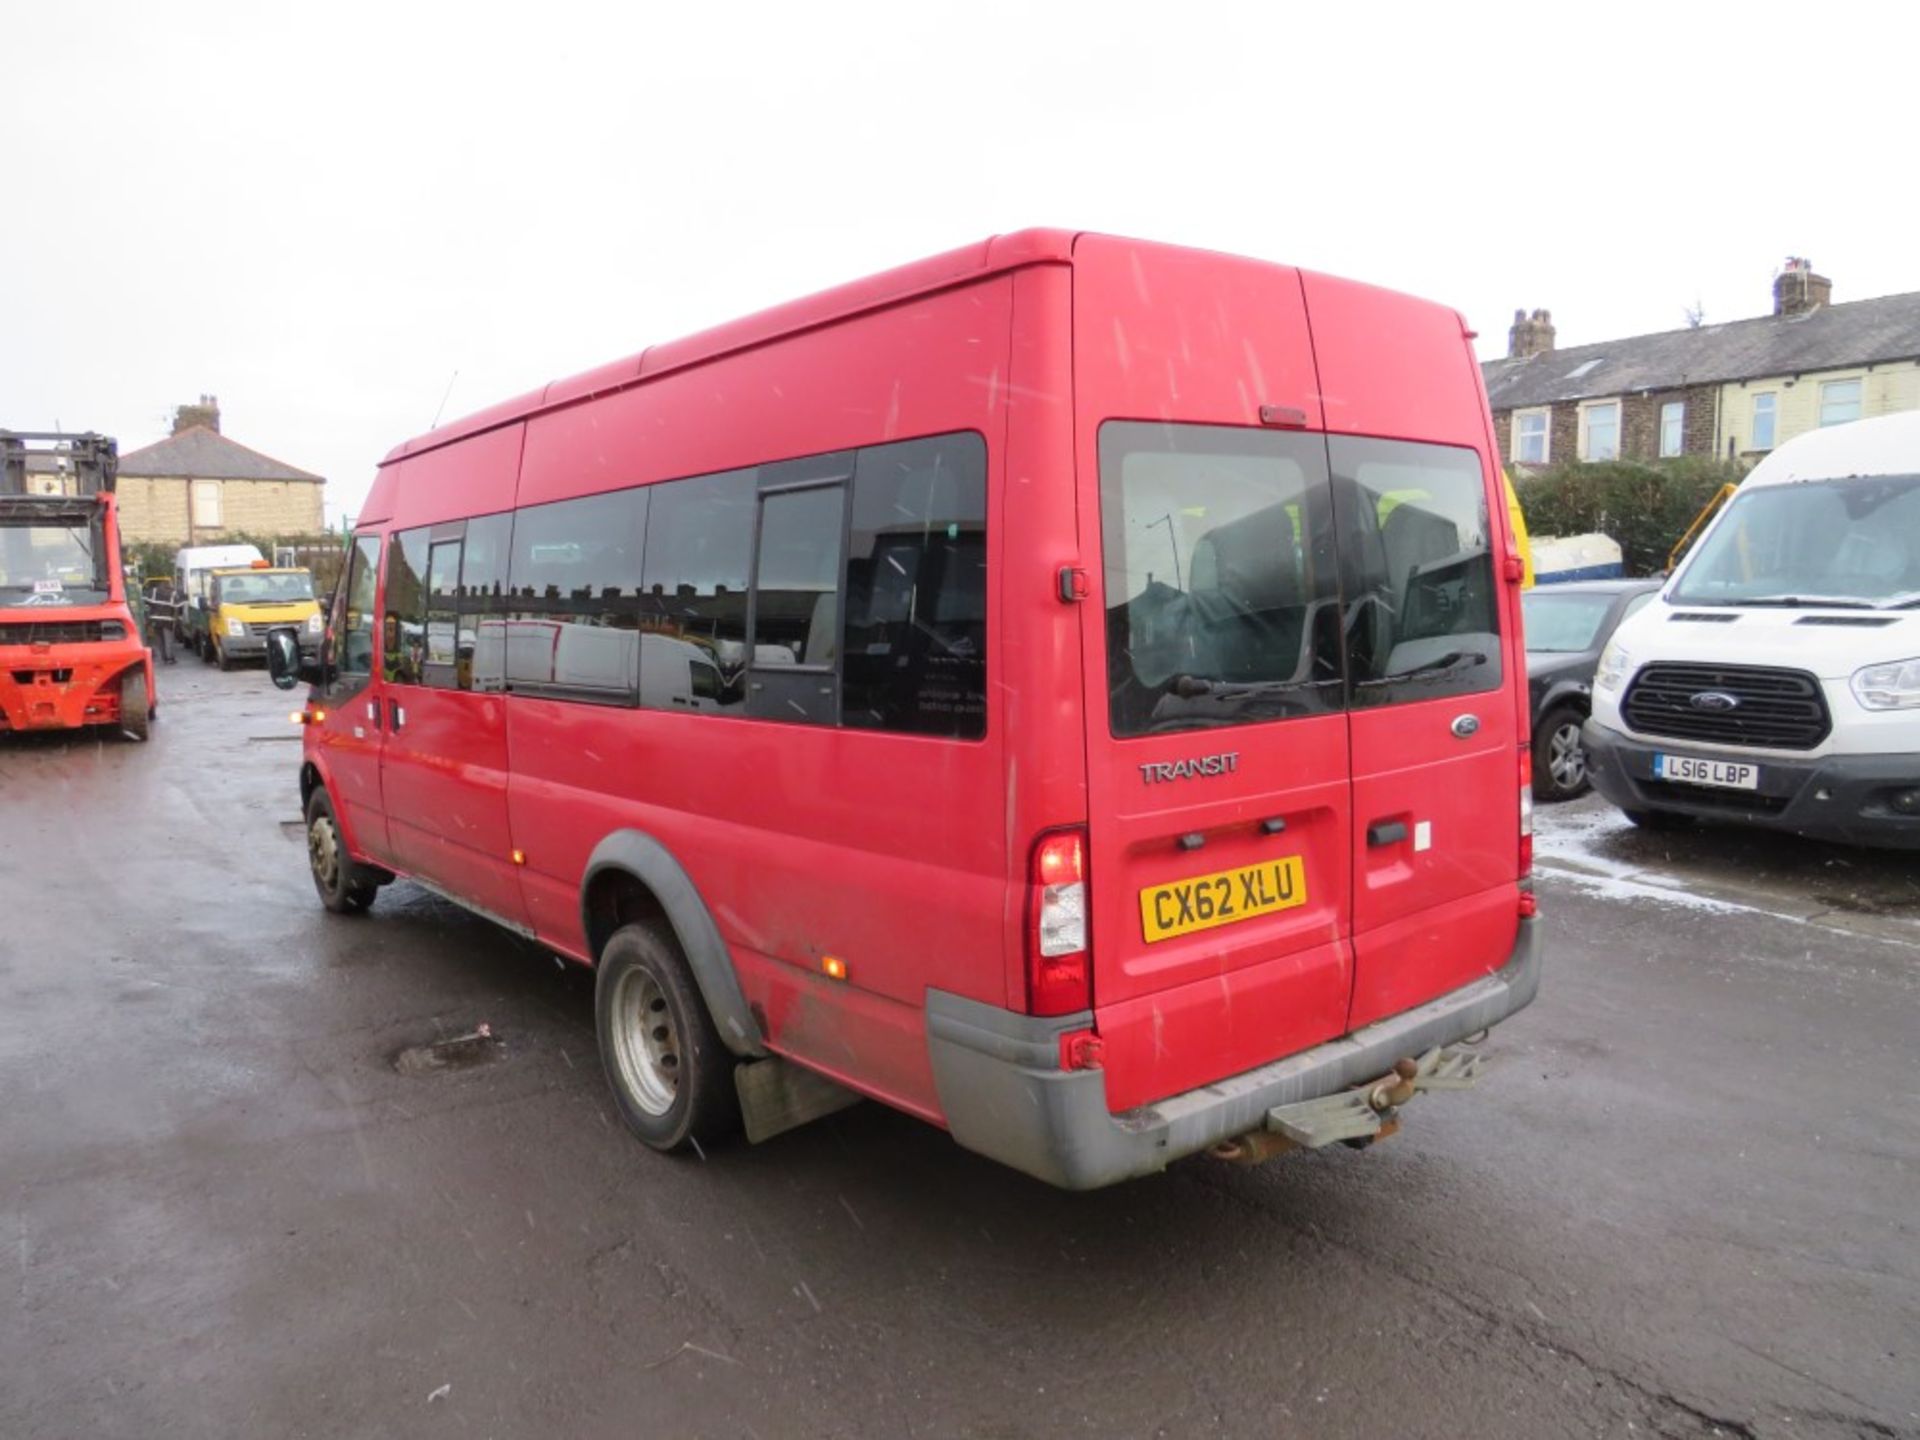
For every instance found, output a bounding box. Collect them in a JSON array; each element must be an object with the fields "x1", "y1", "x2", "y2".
[
  {"x1": 735, "y1": 1056, "x2": 862, "y2": 1144},
  {"x1": 1264, "y1": 1045, "x2": 1483, "y2": 1148}
]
